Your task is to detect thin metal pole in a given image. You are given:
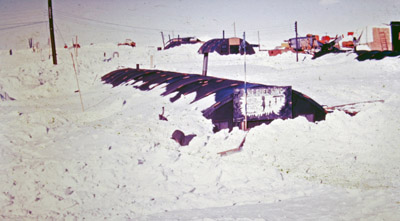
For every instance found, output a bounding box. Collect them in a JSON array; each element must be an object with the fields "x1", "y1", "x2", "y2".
[
  {"x1": 295, "y1": 21, "x2": 298, "y2": 62},
  {"x1": 48, "y1": 0, "x2": 57, "y2": 64},
  {"x1": 71, "y1": 53, "x2": 84, "y2": 112},
  {"x1": 243, "y1": 32, "x2": 247, "y2": 131}
]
